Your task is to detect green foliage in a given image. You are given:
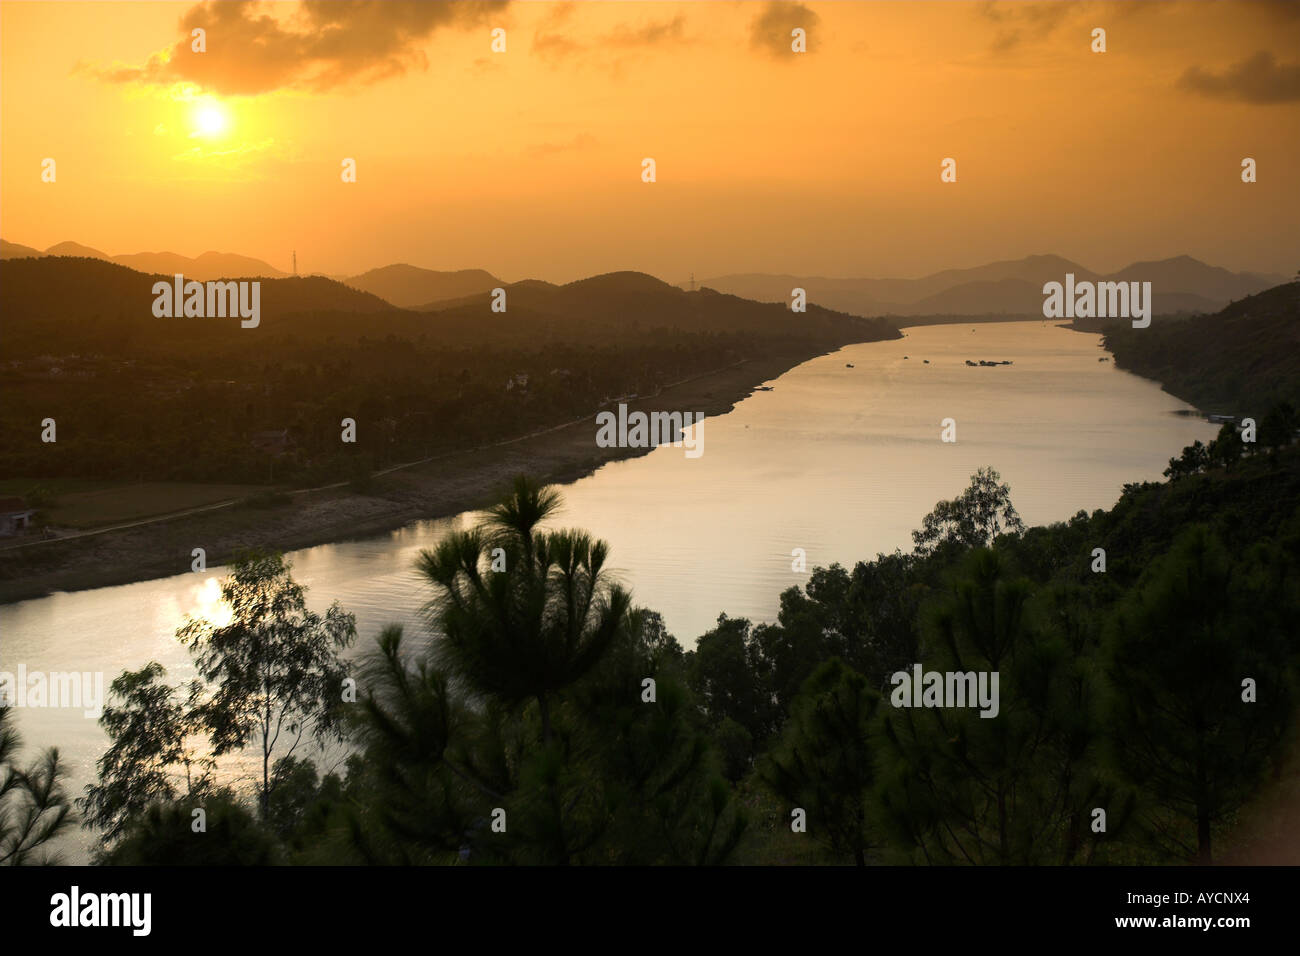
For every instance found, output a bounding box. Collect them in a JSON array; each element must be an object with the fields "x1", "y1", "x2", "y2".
[
  {"x1": 1164, "y1": 440, "x2": 1208, "y2": 481},
  {"x1": 1260, "y1": 401, "x2": 1298, "y2": 451},
  {"x1": 687, "y1": 614, "x2": 780, "y2": 759},
  {"x1": 912, "y1": 466, "x2": 1026, "y2": 559},
  {"x1": 418, "y1": 477, "x2": 631, "y2": 738},
  {"x1": 0, "y1": 708, "x2": 73, "y2": 865},
  {"x1": 760, "y1": 660, "x2": 881, "y2": 865},
  {"x1": 347, "y1": 481, "x2": 745, "y2": 865},
  {"x1": 1105, "y1": 526, "x2": 1296, "y2": 862},
  {"x1": 177, "y1": 551, "x2": 356, "y2": 818},
  {"x1": 77, "y1": 447, "x2": 1300, "y2": 866},
  {"x1": 1104, "y1": 281, "x2": 1300, "y2": 415},
  {"x1": 79, "y1": 662, "x2": 211, "y2": 844},
  {"x1": 96, "y1": 790, "x2": 283, "y2": 866},
  {"x1": 878, "y1": 550, "x2": 1097, "y2": 864}
]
